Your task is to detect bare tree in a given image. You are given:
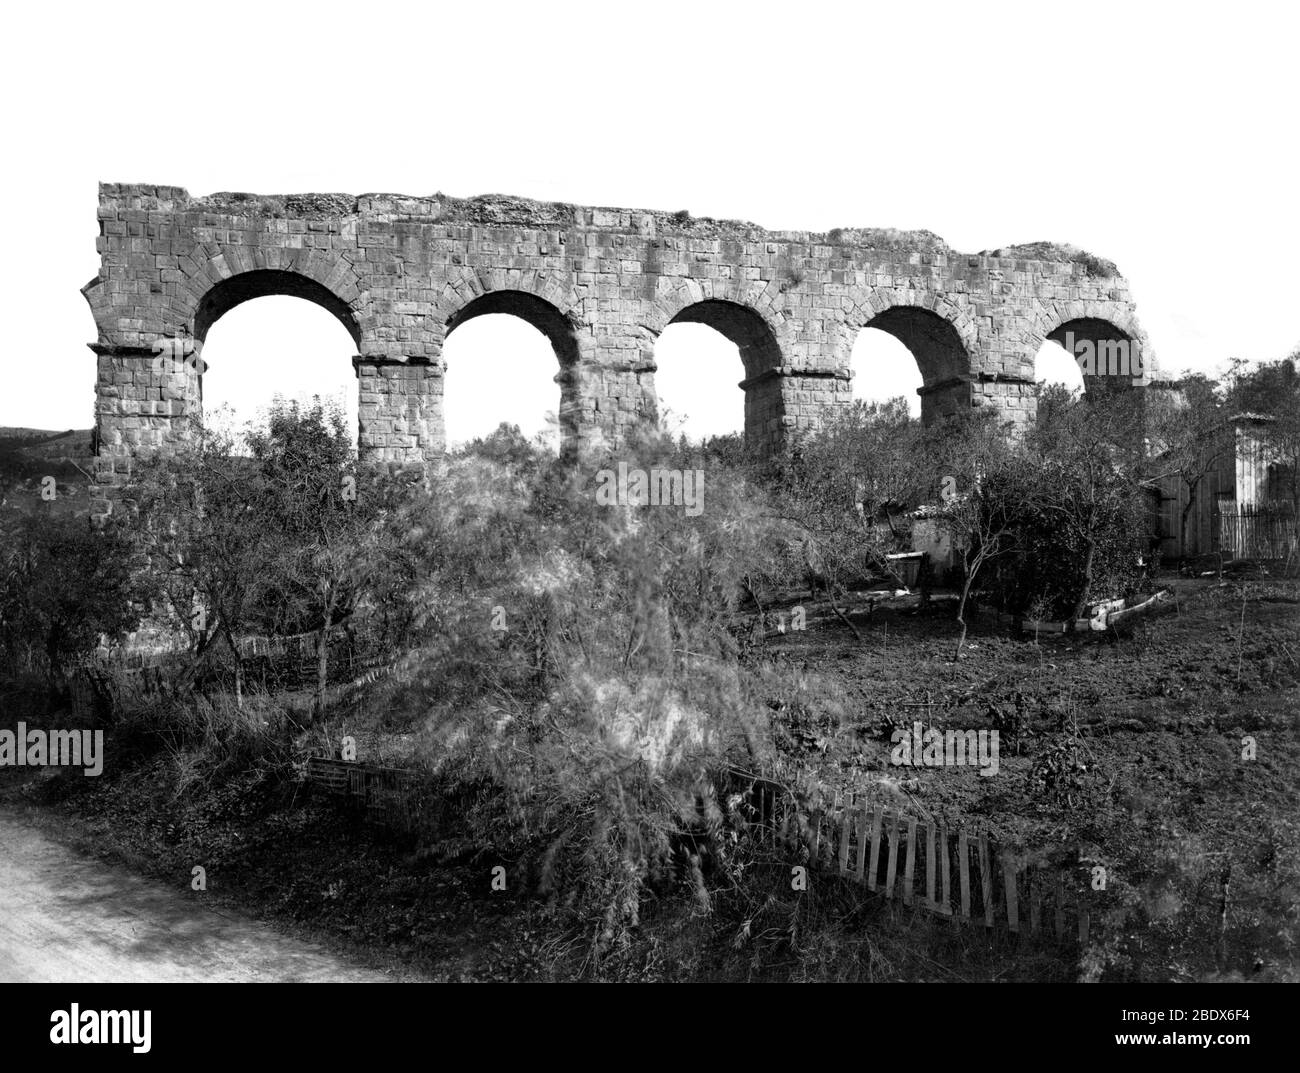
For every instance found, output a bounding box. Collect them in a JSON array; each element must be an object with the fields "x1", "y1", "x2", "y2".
[{"x1": 938, "y1": 456, "x2": 1038, "y2": 659}]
